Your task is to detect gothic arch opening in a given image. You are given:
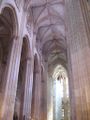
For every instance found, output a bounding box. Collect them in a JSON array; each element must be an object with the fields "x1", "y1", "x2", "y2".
[
  {"x1": 1, "y1": 6, "x2": 18, "y2": 36},
  {"x1": 47, "y1": 64, "x2": 70, "y2": 120},
  {"x1": 0, "y1": 6, "x2": 18, "y2": 113},
  {"x1": 51, "y1": 65, "x2": 70, "y2": 120},
  {"x1": 13, "y1": 37, "x2": 30, "y2": 120}
]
